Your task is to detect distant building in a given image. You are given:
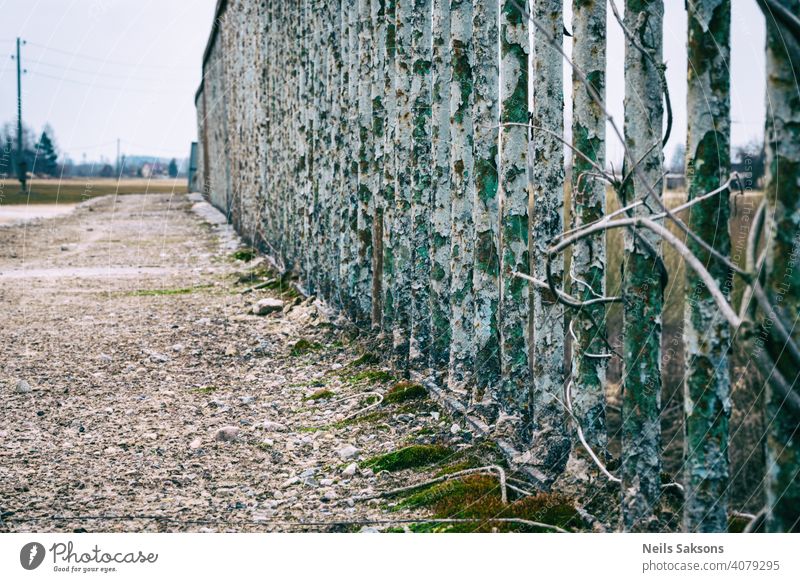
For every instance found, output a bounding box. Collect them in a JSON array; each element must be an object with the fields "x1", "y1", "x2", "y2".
[
  {"x1": 665, "y1": 173, "x2": 685, "y2": 191},
  {"x1": 188, "y1": 142, "x2": 198, "y2": 191}
]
